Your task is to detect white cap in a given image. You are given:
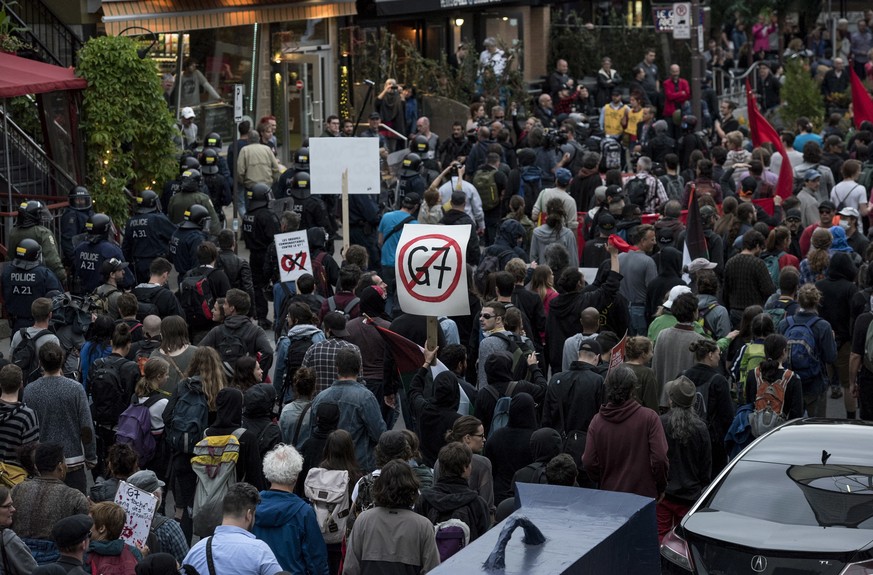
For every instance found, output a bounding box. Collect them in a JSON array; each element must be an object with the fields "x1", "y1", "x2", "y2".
[
  {"x1": 839, "y1": 206, "x2": 860, "y2": 219},
  {"x1": 663, "y1": 285, "x2": 692, "y2": 309},
  {"x1": 181, "y1": 107, "x2": 196, "y2": 119}
]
